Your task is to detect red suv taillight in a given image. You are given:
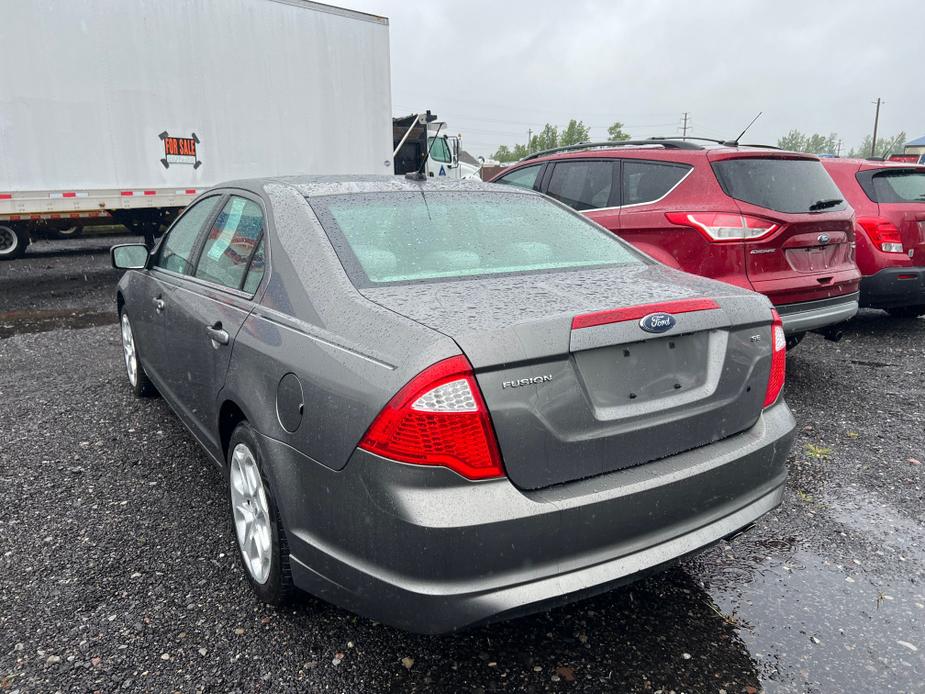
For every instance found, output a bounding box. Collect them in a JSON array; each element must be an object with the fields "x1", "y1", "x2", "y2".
[
  {"x1": 763, "y1": 309, "x2": 786, "y2": 409},
  {"x1": 856, "y1": 217, "x2": 904, "y2": 253},
  {"x1": 665, "y1": 211, "x2": 779, "y2": 242},
  {"x1": 359, "y1": 355, "x2": 505, "y2": 480}
]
